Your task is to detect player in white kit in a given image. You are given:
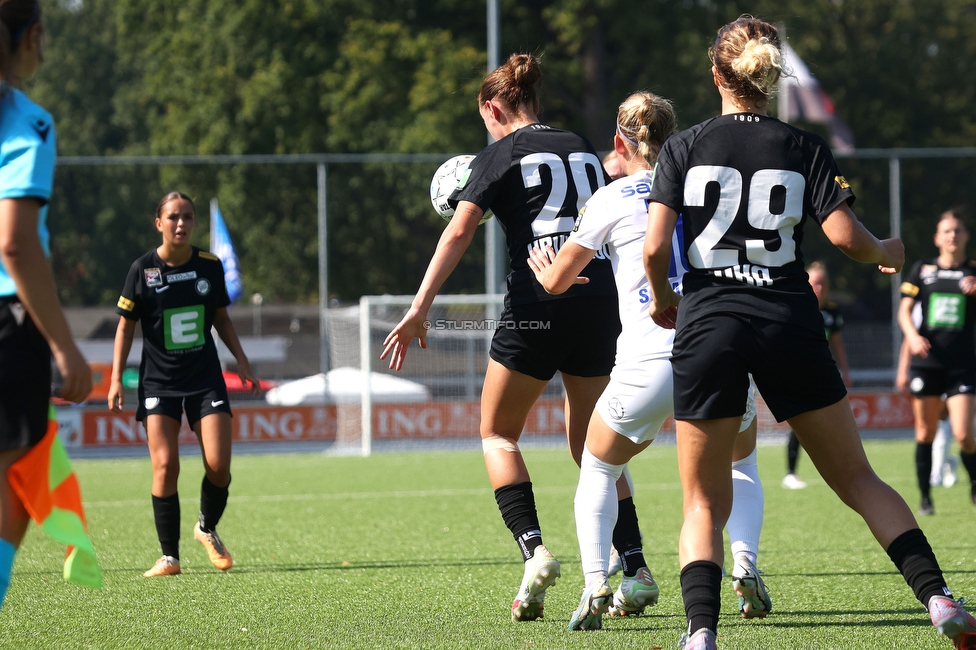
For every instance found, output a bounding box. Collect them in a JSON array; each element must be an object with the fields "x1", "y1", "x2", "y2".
[{"x1": 528, "y1": 91, "x2": 768, "y2": 631}]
